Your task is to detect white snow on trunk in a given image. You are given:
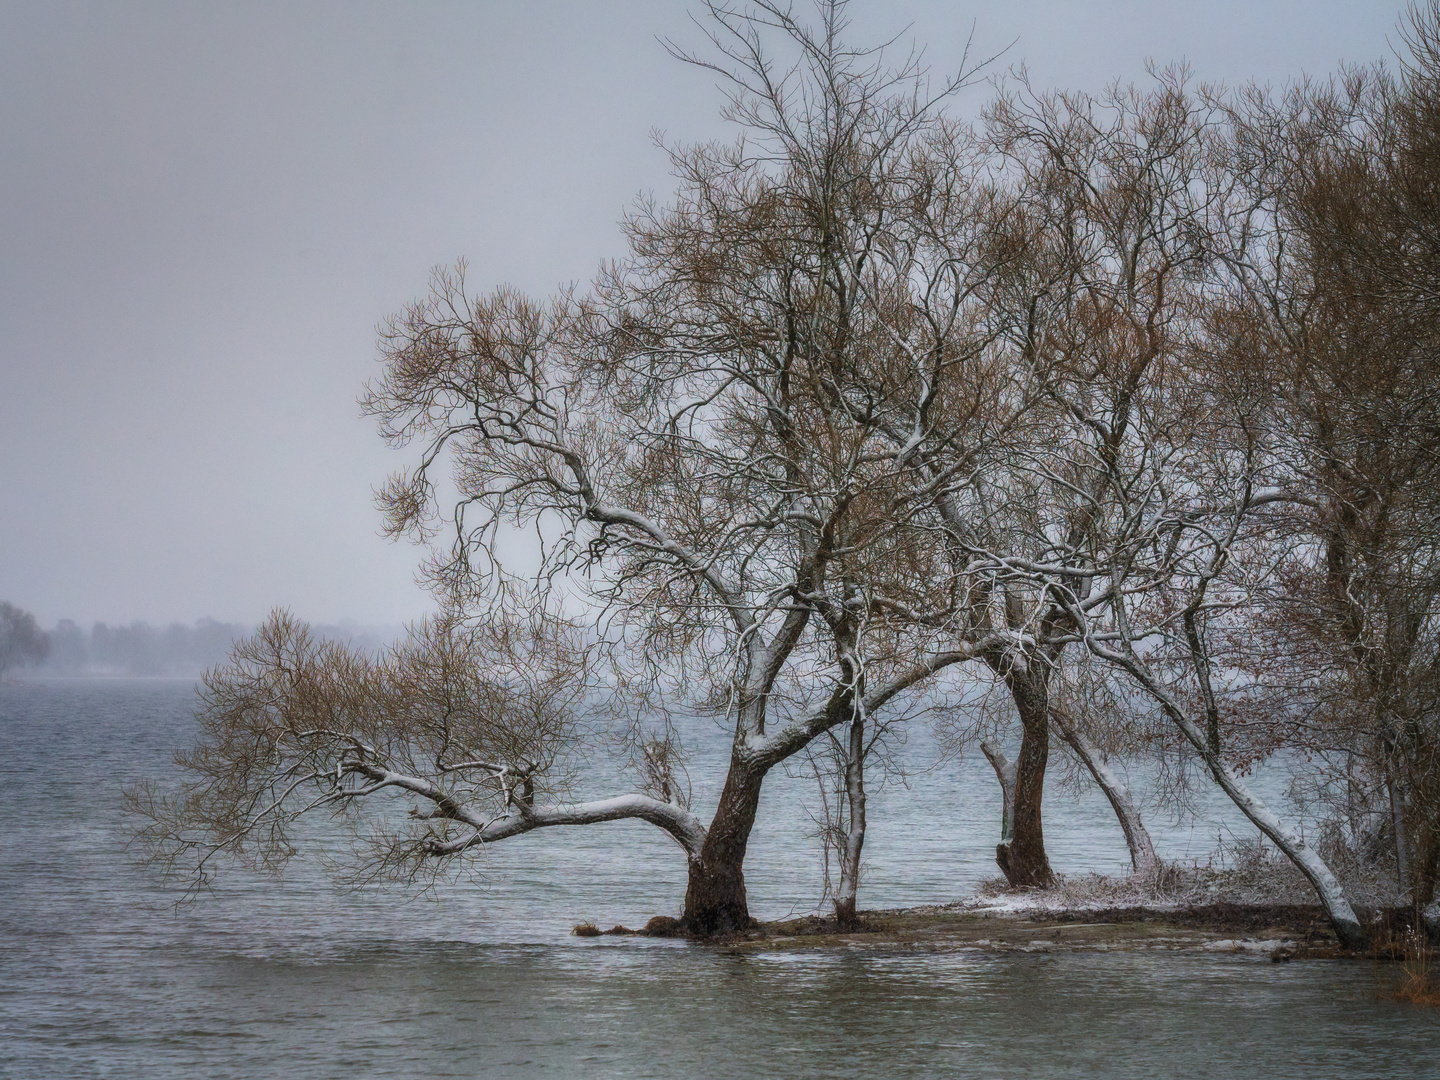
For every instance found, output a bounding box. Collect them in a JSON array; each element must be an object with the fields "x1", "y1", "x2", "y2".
[
  {"x1": 1051, "y1": 707, "x2": 1158, "y2": 879},
  {"x1": 980, "y1": 738, "x2": 1017, "y2": 845},
  {"x1": 1083, "y1": 637, "x2": 1366, "y2": 948}
]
